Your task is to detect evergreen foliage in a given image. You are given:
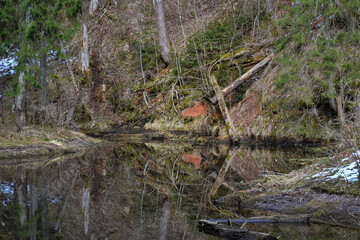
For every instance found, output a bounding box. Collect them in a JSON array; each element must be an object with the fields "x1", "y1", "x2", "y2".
[
  {"x1": 273, "y1": 0, "x2": 360, "y2": 114},
  {"x1": 0, "y1": 0, "x2": 82, "y2": 92}
]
